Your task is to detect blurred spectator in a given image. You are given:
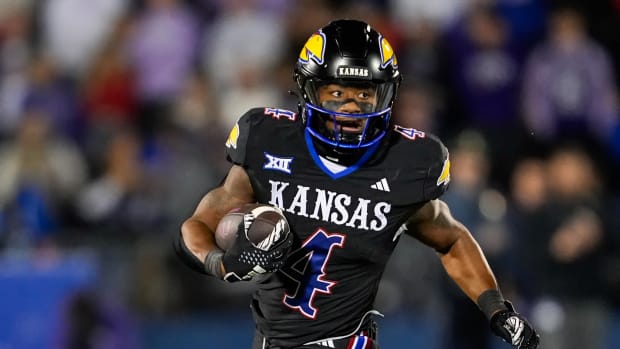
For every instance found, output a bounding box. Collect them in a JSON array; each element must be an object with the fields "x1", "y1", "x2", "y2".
[
  {"x1": 443, "y1": 4, "x2": 527, "y2": 188},
  {"x1": 504, "y1": 157, "x2": 549, "y2": 329},
  {"x1": 171, "y1": 73, "x2": 230, "y2": 178},
  {"x1": 389, "y1": 0, "x2": 466, "y2": 31},
  {"x1": 512, "y1": 146, "x2": 610, "y2": 349},
  {"x1": 507, "y1": 157, "x2": 548, "y2": 224},
  {"x1": 82, "y1": 17, "x2": 137, "y2": 131},
  {"x1": 130, "y1": 238, "x2": 182, "y2": 316},
  {"x1": 495, "y1": 0, "x2": 547, "y2": 50},
  {"x1": 562, "y1": 1, "x2": 620, "y2": 88},
  {"x1": 74, "y1": 128, "x2": 164, "y2": 234},
  {"x1": 21, "y1": 53, "x2": 83, "y2": 140},
  {"x1": 392, "y1": 81, "x2": 440, "y2": 132},
  {"x1": 522, "y1": 6, "x2": 619, "y2": 150},
  {"x1": 0, "y1": 1, "x2": 33, "y2": 137},
  {"x1": 128, "y1": 0, "x2": 200, "y2": 134},
  {"x1": 202, "y1": 0, "x2": 285, "y2": 128},
  {"x1": 203, "y1": 0, "x2": 284, "y2": 91},
  {"x1": 171, "y1": 73, "x2": 216, "y2": 134},
  {"x1": 397, "y1": 19, "x2": 444, "y2": 86},
  {"x1": 602, "y1": 193, "x2": 620, "y2": 311},
  {"x1": 183, "y1": 0, "x2": 220, "y2": 25},
  {"x1": 143, "y1": 125, "x2": 222, "y2": 232},
  {"x1": 0, "y1": 0, "x2": 32, "y2": 17},
  {"x1": 41, "y1": 0, "x2": 127, "y2": 77},
  {"x1": 80, "y1": 17, "x2": 137, "y2": 173},
  {"x1": 0, "y1": 110, "x2": 87, "y2": 246},
  {"x1": 218, "y1": 69, "x2": 282, "y2": 129},
  {"x1": 440, "y1": 130, "x2": 511, "y2": 349}
]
